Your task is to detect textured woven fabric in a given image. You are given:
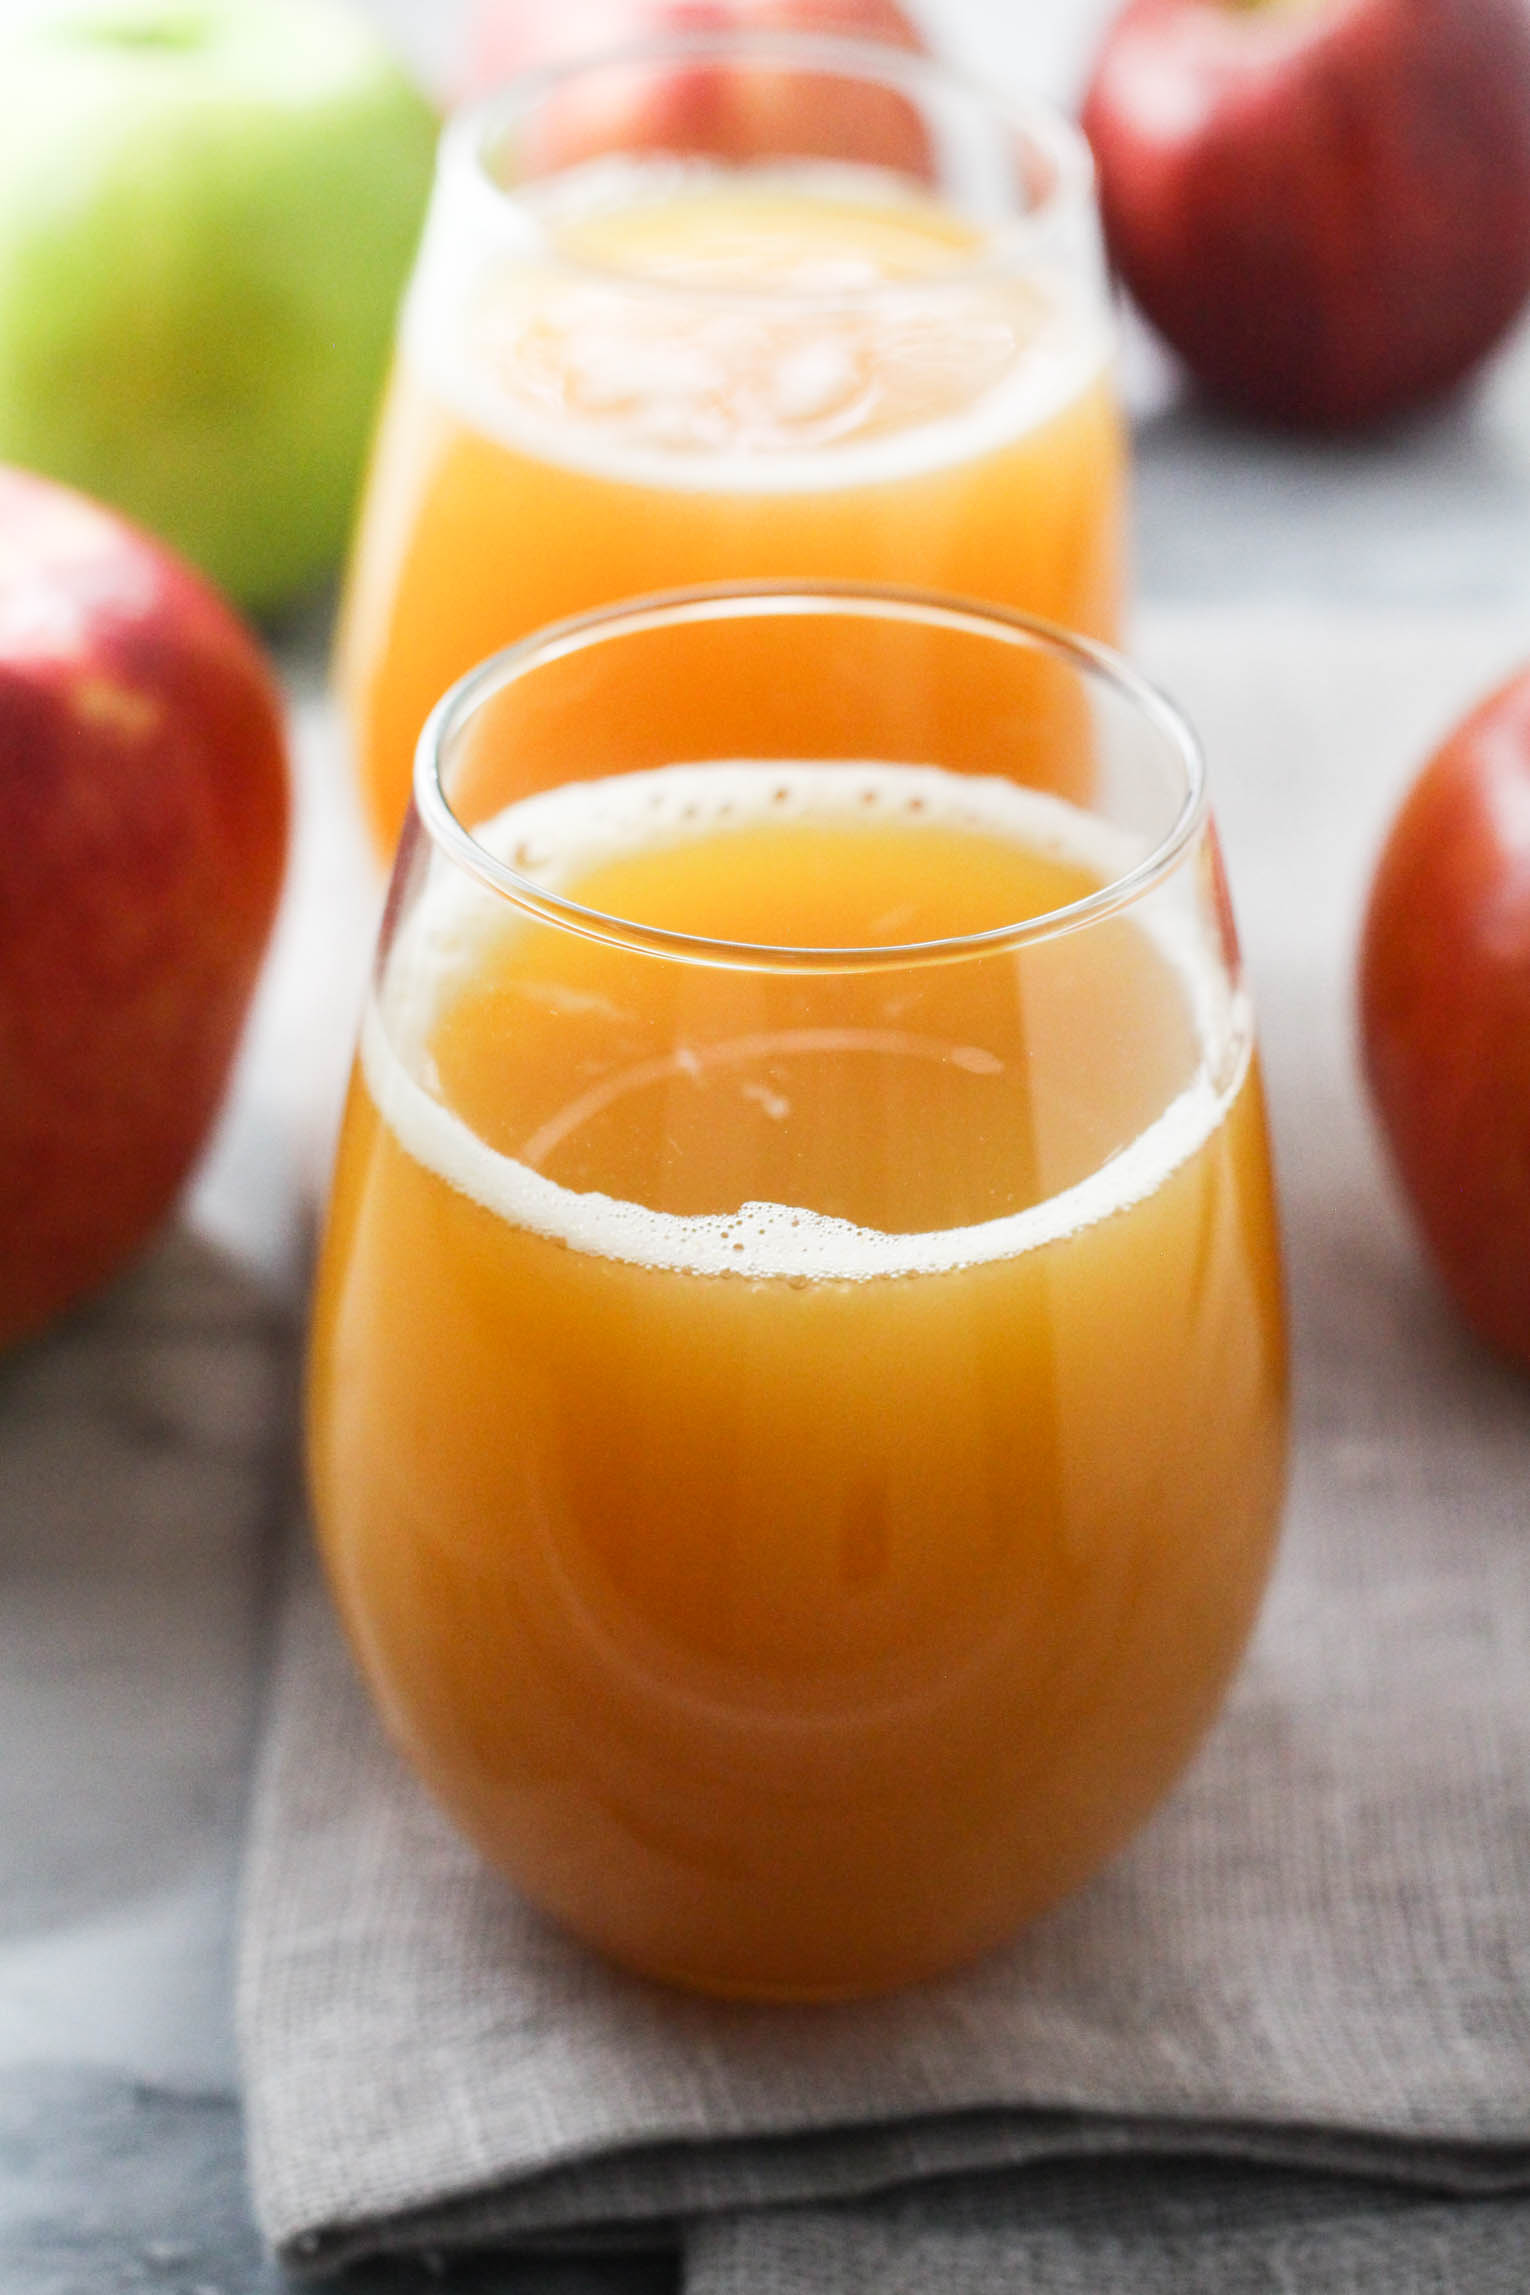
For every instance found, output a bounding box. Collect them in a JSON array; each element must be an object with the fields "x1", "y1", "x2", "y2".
[
  {"x1": 688, "y1": 2167, "x2": 1530, "y2": 2294},
  {"x1": 238, "y1": 609, "x2": 1530, "y2": 2283}
]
